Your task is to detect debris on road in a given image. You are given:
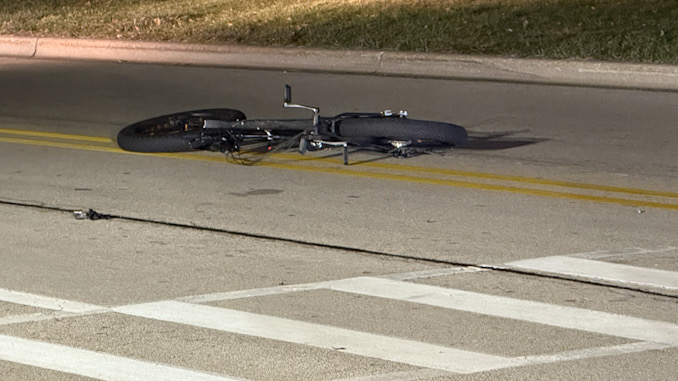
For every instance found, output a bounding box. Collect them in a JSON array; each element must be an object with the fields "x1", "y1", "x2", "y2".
[{"x1": 73, "y1": 209, "x2": 112, "y2": 220}]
